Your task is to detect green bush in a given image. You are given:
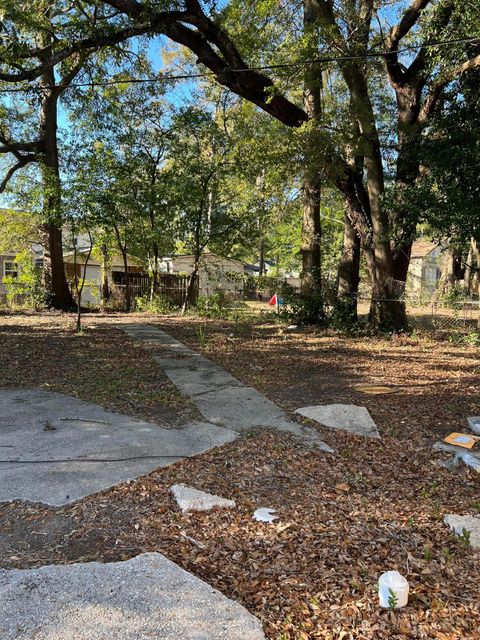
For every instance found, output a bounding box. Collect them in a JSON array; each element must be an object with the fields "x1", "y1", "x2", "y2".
[
  {"x1": 2, "y1": 251, "x2": 44, "y2": 309},
  {"x1": 279, "y1": 286, "x2": 327, "y2": 326},
  {"x1": 195, "y1": 293, "x2": 227, "y2": 318},
  {"x1": 440, "y1": 284, "x2": 467, "y2": 310},
  {"x1": 134, "y1": 294, "x2": 178, "y2": 313}
]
